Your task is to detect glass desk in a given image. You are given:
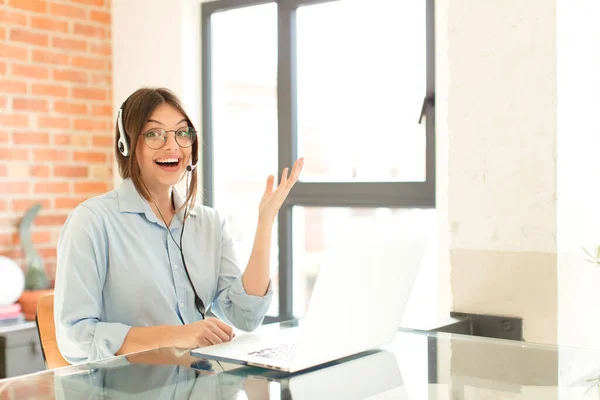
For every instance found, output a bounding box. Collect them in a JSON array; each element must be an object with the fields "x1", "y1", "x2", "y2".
[{"x1": 2, "y1": 321, "x2": 600, "y2": 399}]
